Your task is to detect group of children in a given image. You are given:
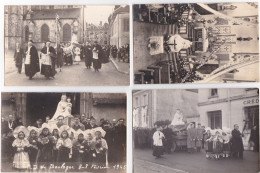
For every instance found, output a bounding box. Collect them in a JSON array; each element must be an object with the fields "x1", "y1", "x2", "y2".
[
  {"x1": 152, "y1": 123, "x2": 233, "y2": 160},
  {"x1": 204, "y1": 127, "x2": 232, "y2": 160},
  {"x1": 11, "y1": 123, "x2": 108, "y2": 172}
]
